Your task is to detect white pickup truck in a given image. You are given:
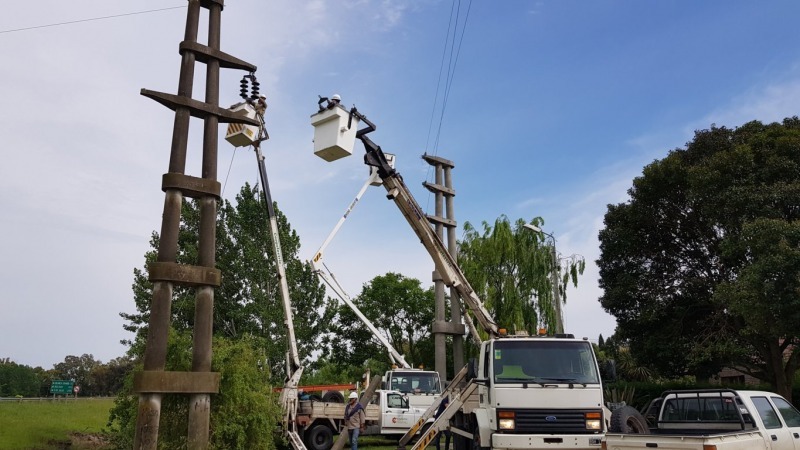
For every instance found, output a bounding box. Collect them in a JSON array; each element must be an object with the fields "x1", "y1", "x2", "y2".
[{"x1": 602, "y1": 389, "x2": 800, "y2": 450}]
